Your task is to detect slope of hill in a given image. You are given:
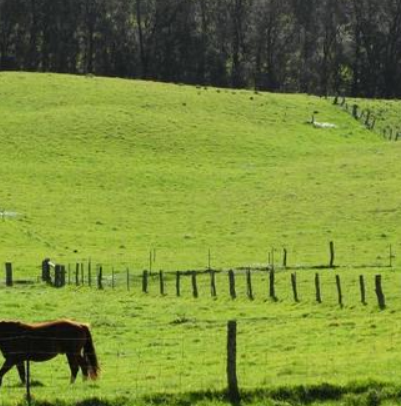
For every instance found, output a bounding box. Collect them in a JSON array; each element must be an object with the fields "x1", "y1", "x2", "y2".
[{"x1": 0, "y1": 72, "x2": 400, "y2": 271}]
